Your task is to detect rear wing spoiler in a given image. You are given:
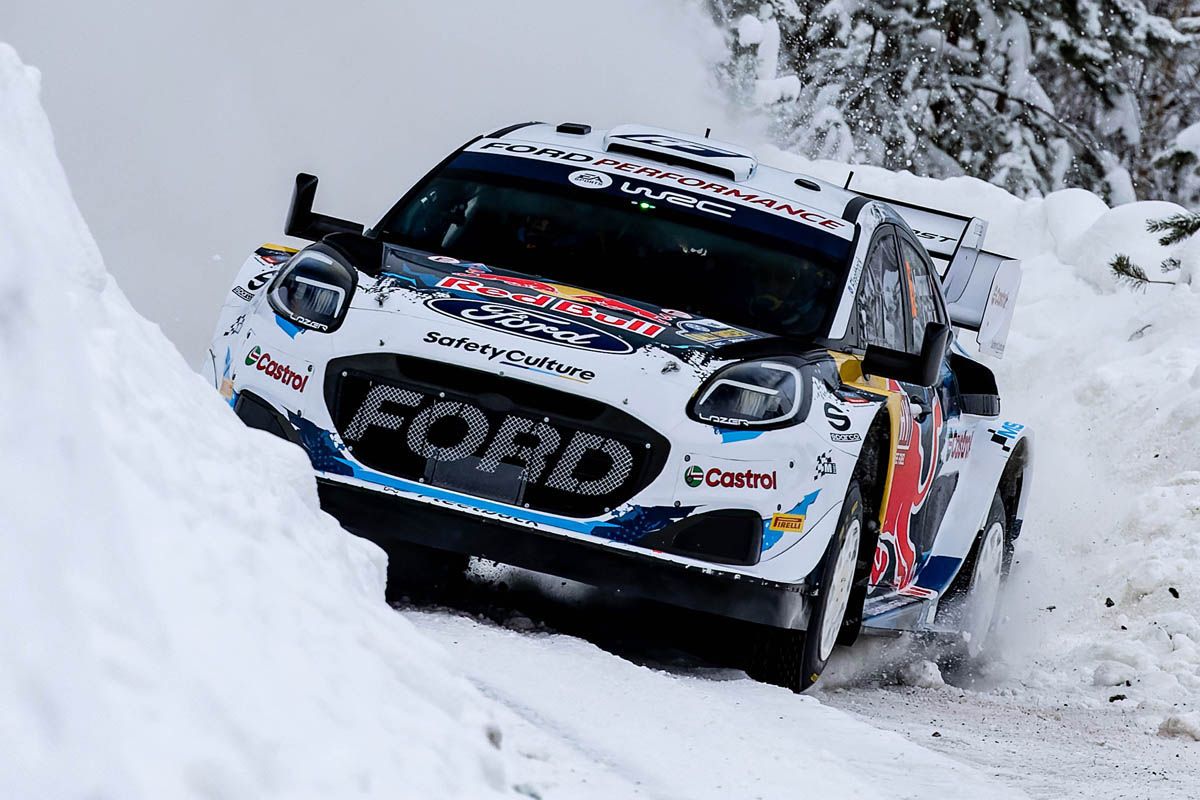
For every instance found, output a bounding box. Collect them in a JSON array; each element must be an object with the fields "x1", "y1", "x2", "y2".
[{"x1": 847, "y1": 183, "x2": 1021, "y2": 359}]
